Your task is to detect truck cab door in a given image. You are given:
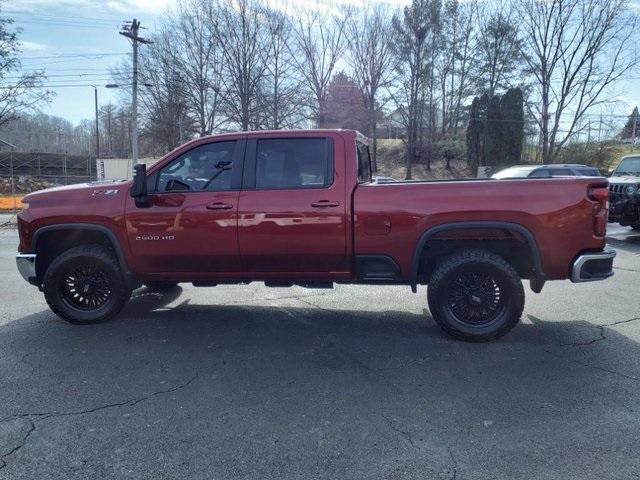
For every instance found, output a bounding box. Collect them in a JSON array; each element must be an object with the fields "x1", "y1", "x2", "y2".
[
  {"x1": 125, "y1": 139, "x2": 245, "y2": 277},
  {"x1": 237, "y1": 134, "x2": 349, "y2": 276}
]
